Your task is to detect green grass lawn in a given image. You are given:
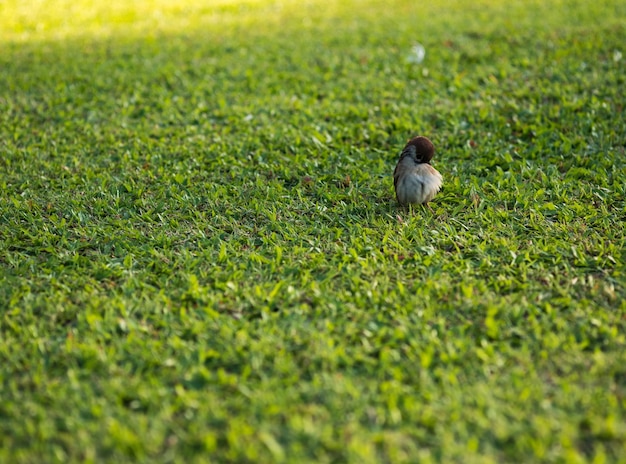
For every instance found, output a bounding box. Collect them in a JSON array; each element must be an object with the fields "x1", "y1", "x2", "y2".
[{"x1": 1, "y1": 0, "x2": 625, "y2": 462}]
